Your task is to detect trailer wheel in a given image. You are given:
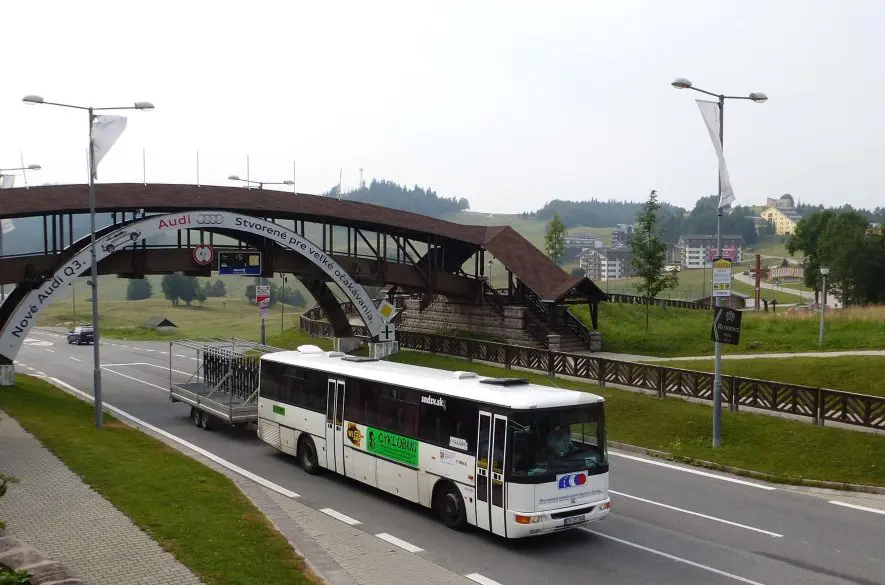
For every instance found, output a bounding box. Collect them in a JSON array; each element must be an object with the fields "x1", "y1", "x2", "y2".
[
  {"x1": 191, "y1": 407, "x2": 201, "y2": 426},
  {"x1": 298, "y1": 436, "x2": 321, "y2": 475},
  {"x1": 200, "y1": 411, "x2": 213, "y2": 431}
]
